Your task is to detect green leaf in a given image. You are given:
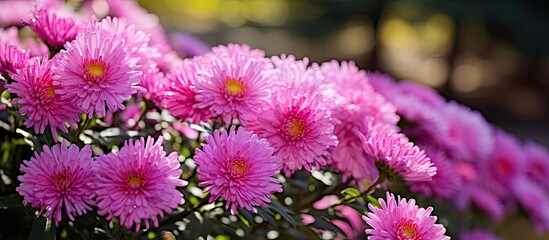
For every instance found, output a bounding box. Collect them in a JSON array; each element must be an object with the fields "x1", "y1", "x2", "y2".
[
  {"x1": 29, "y1": 216, "x2": 56, "y2": 240},
  {"x1": 341, "y1": 187, "x2": 361, "y2": 199}
]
